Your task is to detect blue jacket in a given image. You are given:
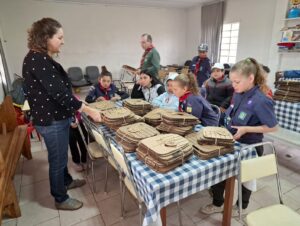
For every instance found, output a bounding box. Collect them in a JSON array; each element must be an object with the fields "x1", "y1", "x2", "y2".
[
  {"x1": 152, "y1": 92, "x2": 179, "y2": 111},
  {"x1": 85, "y1": 83, "x2": 129, "y2": 103},
  {"x1": 180, "y1": 94, "x2": 219, "y2": 126},
  {"x1": 224, "y1": 86, "x2": 277, "y2": 144},
  {"x1": 189, "y1": 56, "x2": 211, "y2": 87}
]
